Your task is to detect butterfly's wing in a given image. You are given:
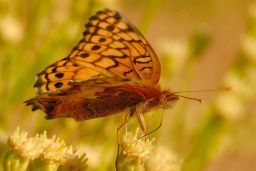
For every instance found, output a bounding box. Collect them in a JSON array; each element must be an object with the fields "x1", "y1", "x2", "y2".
[
  {"x1": 35, "y1": 8, "x2": 161, "y2": 94},
  {"x1": 72, "y1": 9, "x2": 161, "y2": 84},
  {"x1": 26, "y1": 79, "x2": 162, "y2": 121}
]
